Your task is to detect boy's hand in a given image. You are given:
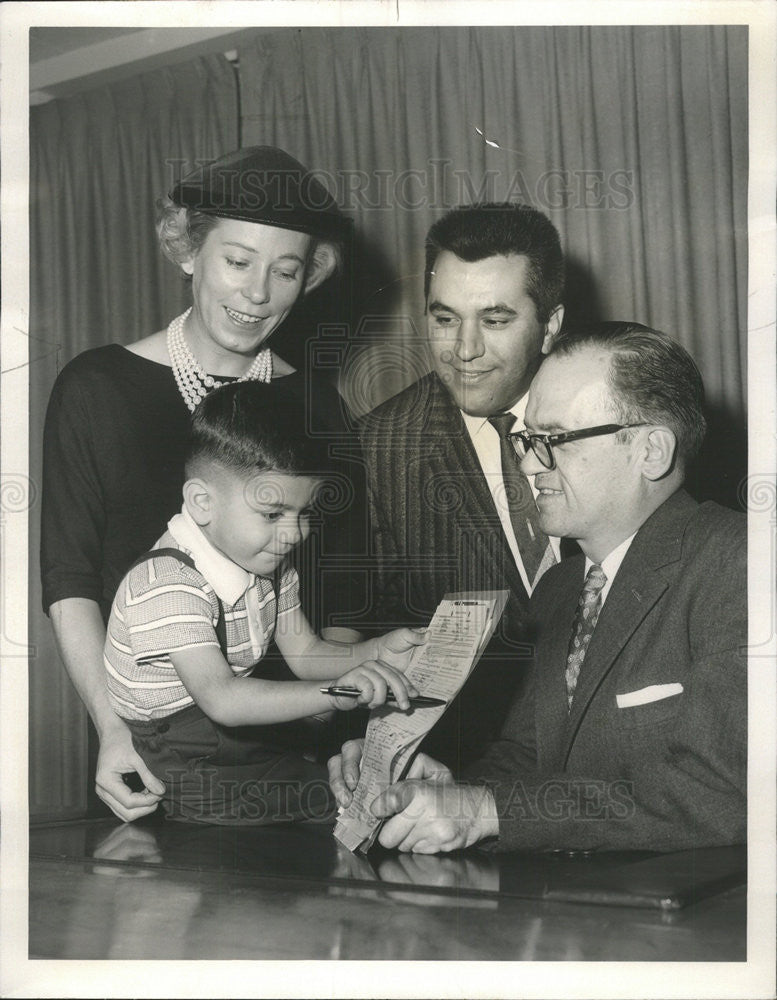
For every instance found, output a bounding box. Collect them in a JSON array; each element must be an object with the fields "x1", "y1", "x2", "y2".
[
  {"x1": 373, "y1": 626, "x2": 427, "y2": 673},
  {"x1": 327, "y1": 660, "x2": 420, "y2": 711}
]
